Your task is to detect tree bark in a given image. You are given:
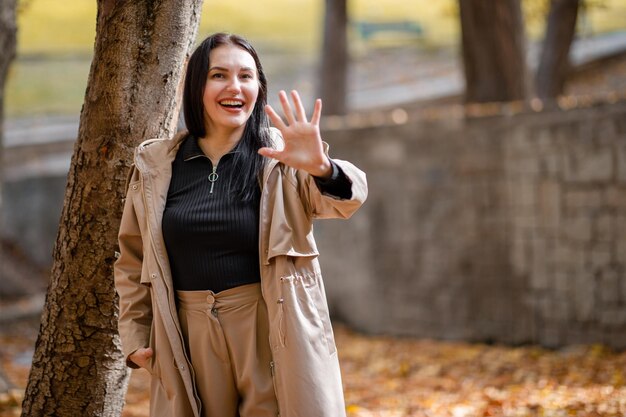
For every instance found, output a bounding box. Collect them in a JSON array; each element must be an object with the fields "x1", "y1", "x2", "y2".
[
  {"x1": 319, "y1": 0, "x2": 348, "y2": 115},
  {"x1": 21, "y1": 1, "x2": 203, "y2": 416},
  {"x1": 0, "y1": 0, "x2": 18, "y2": 239},
  {"x1": 459, "y1": 0, "x2": 528, "y2": 103},
  {"x1": 536, "y1": 0, "x2": 580, "y2": 98}
]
